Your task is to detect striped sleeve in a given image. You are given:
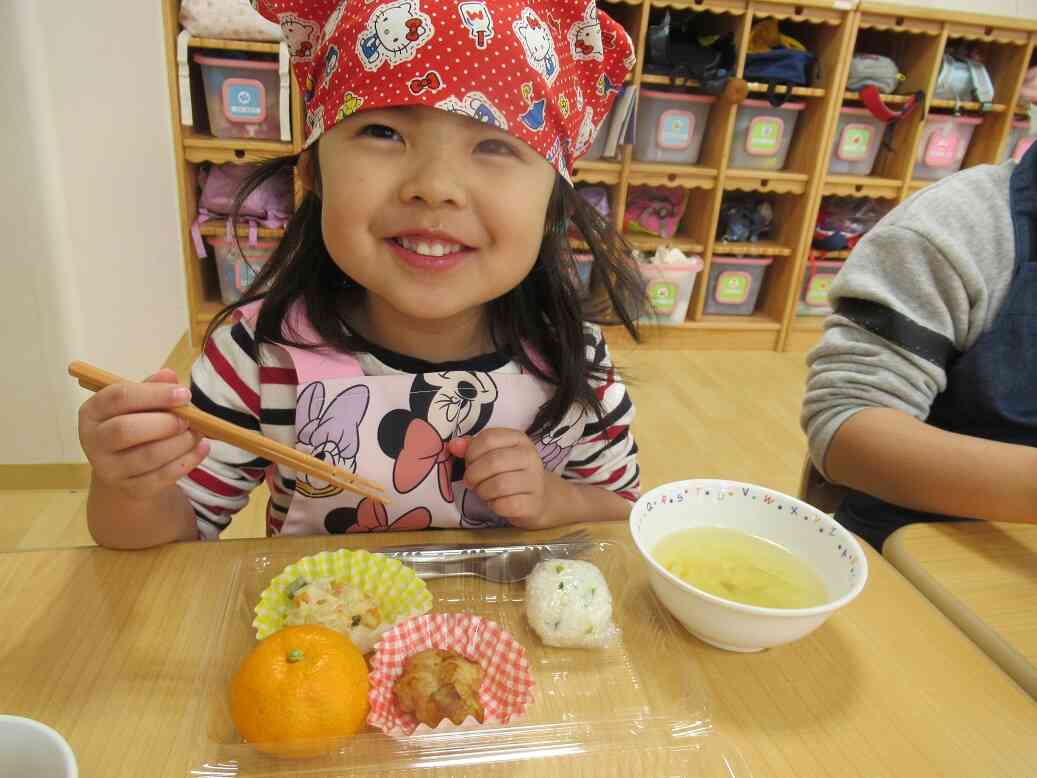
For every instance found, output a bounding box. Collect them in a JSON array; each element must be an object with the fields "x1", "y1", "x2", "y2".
[
  {"x1": 177, "y1": 321, "x2": 271, "y2": 539},
  {"x1": 563, "y1": 325, "x2": 640, "y2": 502}
]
